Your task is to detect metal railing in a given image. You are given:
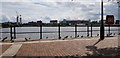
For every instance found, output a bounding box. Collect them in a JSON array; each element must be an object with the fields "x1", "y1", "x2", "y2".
[{"x1": 1, "y1": 24, "x2": 119, "y2": 40}]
